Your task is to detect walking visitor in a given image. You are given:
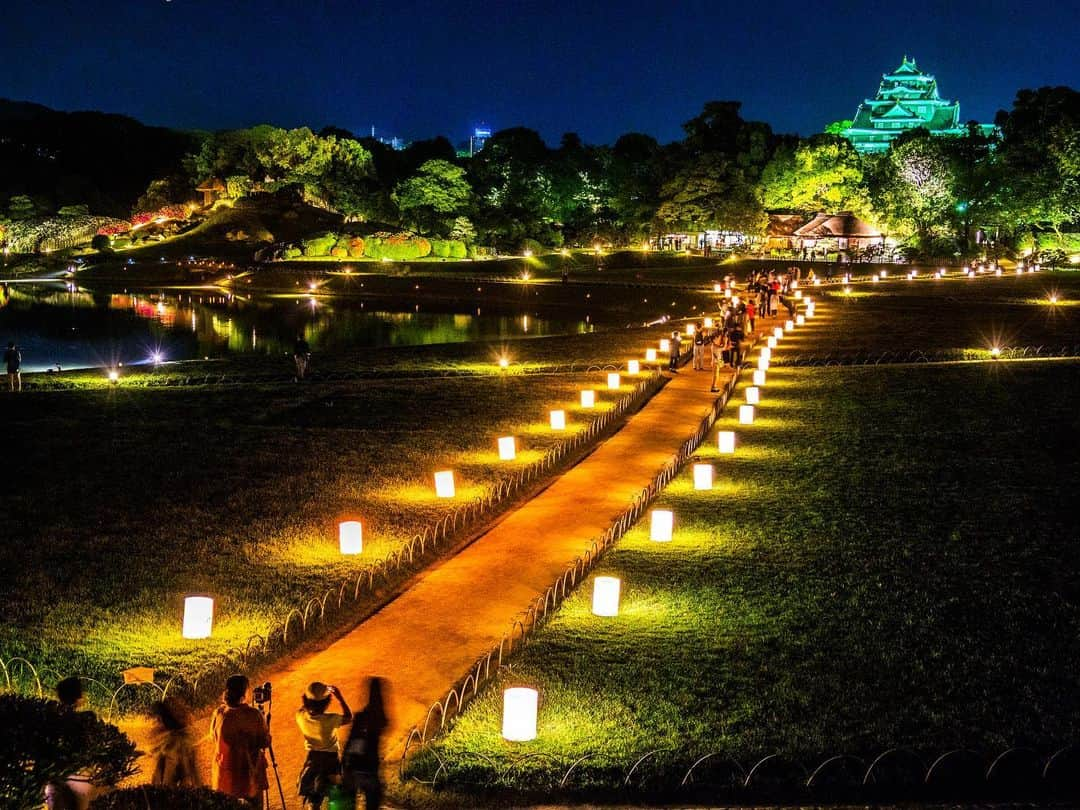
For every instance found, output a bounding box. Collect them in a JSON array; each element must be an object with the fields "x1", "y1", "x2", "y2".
[
  {"x1": 342, "y1": 677, "x2": 389, "y2": 810},
  {"x1": 149, "y1": 698, "x2": 199, "y2": 787},
  {"x1": 296, "y1": 682, "x2": 353, "y2": 809}
]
